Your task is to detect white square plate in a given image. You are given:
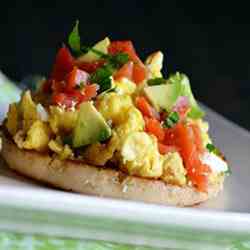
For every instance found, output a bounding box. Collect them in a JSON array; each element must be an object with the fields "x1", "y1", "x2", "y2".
[{"x1": 0, "y1": 105, "x2": 250, "y2": 249}]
